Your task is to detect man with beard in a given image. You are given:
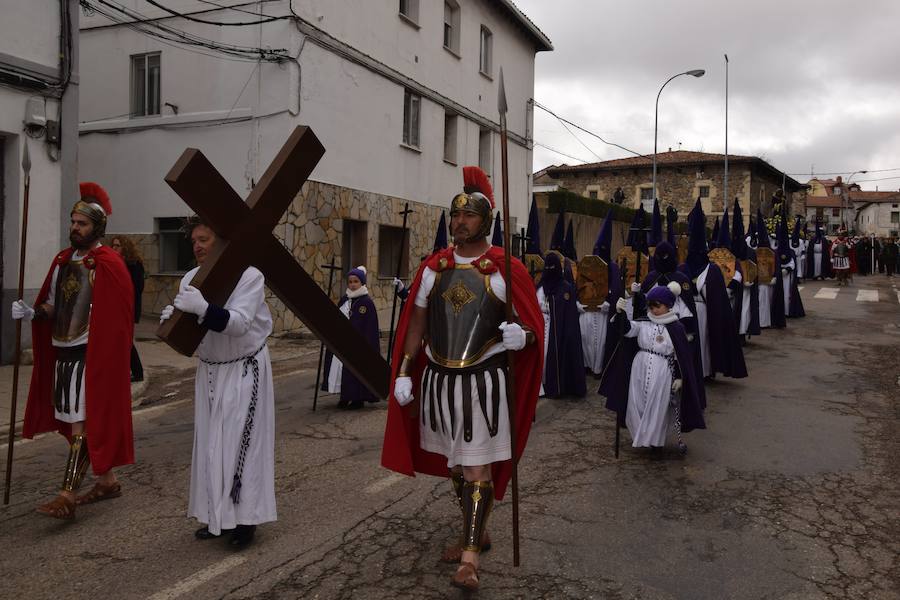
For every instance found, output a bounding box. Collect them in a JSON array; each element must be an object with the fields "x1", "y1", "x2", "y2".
[
  {"x1": 381, "y1": 166, "x2": 543, "y2": 592},
  {"x1": 14, "y1": 183, "x2": 134, "y2": 519},
  {"x1": 159, "y1": 217, "x2": 277, "y2": 547}
]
